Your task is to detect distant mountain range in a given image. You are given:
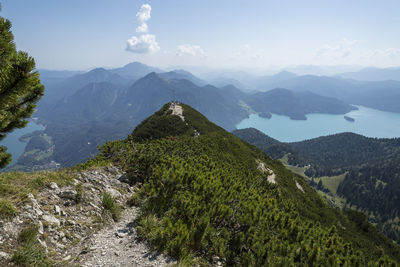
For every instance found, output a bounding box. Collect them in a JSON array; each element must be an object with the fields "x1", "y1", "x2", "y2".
[
  {"x1": 249, "y1": 73, "x2": 400, "y2": 113},
  {"x1": 108, "y1": 61, "x2": 163, "y2": 80},
  {"x1": 159, "y1": 69, "x2": 207, "y2": 86},
  {"x1": 27, "y1": 61, "x2": 400, "y2": 169},
  {"x1": 338, "y1": 67, "x2": 400, "y2": 82}
]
